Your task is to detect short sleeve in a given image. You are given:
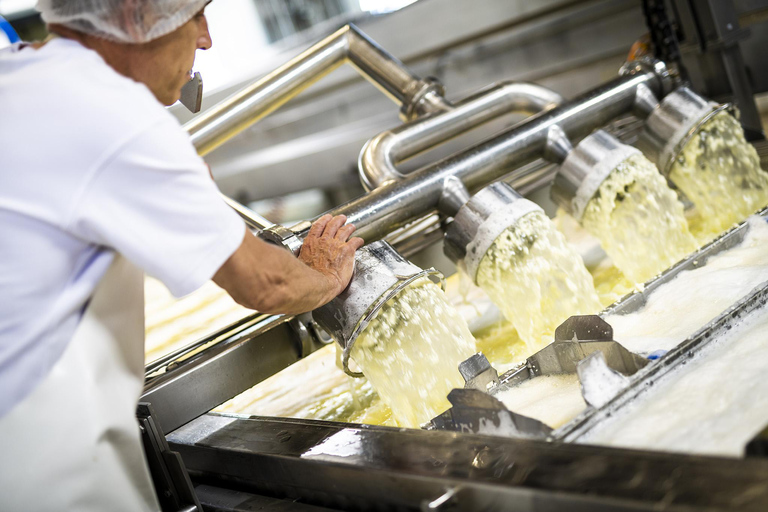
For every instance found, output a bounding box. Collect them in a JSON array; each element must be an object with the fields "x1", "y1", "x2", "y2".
[{"x1": 69, "y1": 115, "x2": 246, "y2": 297}]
